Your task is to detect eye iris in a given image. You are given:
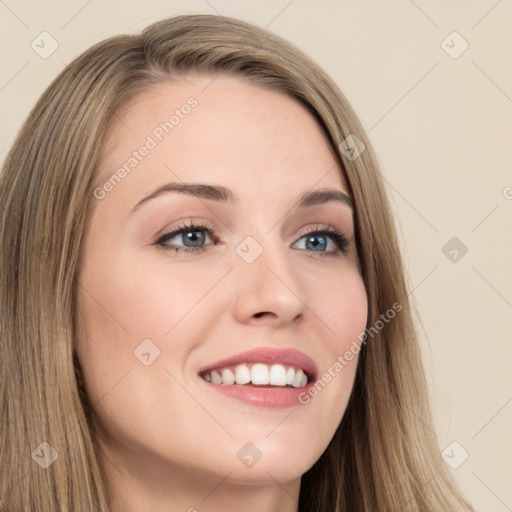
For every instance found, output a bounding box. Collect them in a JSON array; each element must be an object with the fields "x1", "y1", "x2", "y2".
[
  {"x1": 183, "y1": 230, "x2": 205, "y2": 247},
  {"x1": 306, "y1": 234, "x2": 327, "y2": 251}
]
